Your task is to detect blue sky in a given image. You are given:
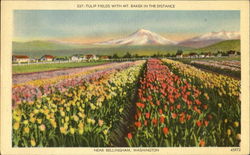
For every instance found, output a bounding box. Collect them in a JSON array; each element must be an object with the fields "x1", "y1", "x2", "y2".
[{"x1": 14, "y1": 10, "x2": 240, "y2": 42}]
